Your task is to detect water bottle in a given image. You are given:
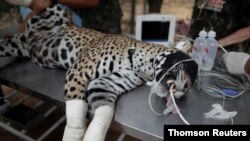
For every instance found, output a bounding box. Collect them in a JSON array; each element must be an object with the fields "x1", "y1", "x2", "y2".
[
  {"x1": 190, "y1": 29, "x2": 207, "y2": 69},
  {"x1": 201, "y1": 29, "x2": 218, "y2": 71}
]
